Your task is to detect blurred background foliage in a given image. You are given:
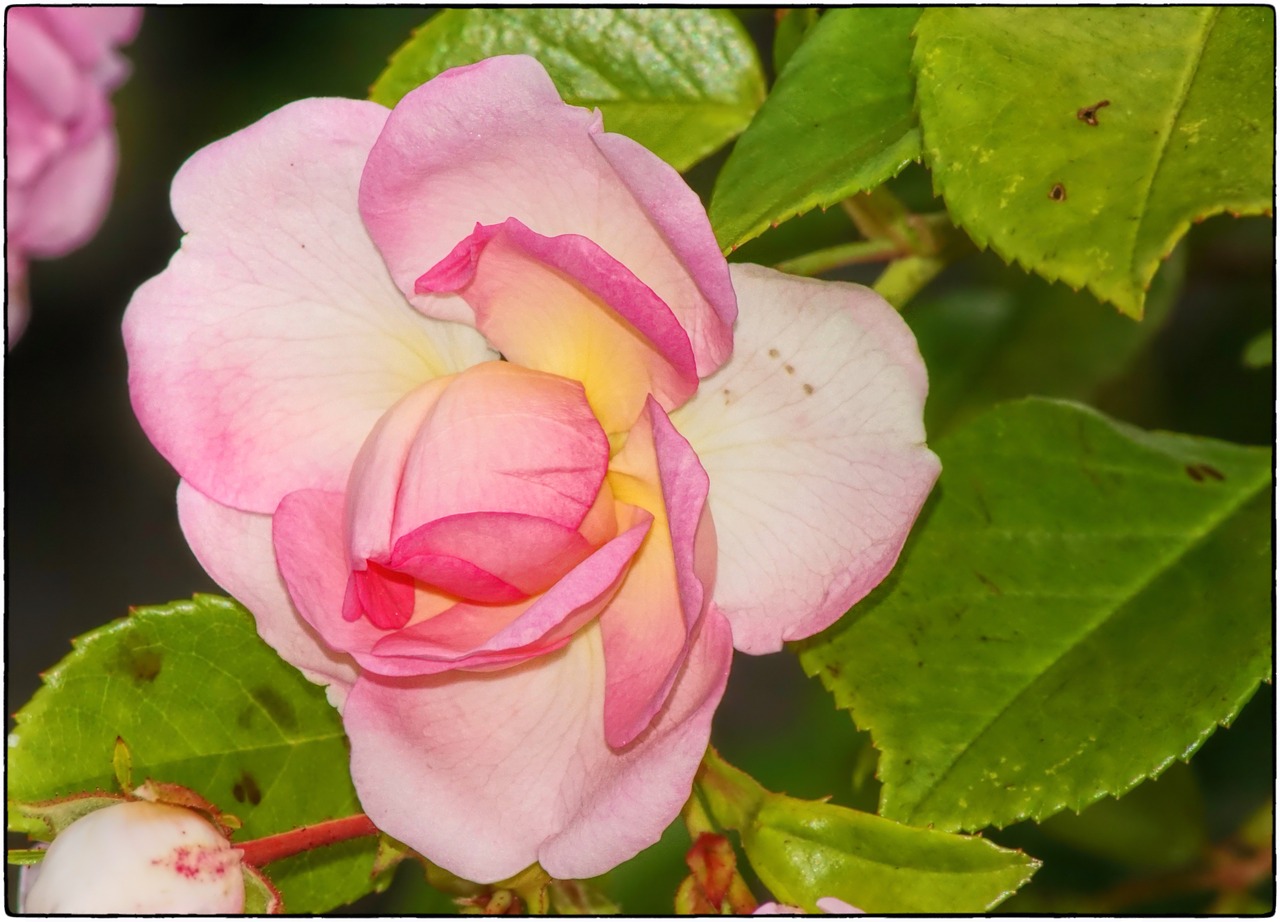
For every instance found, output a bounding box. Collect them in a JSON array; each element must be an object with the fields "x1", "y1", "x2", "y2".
[{"x1": 6, "y1": 7, "x2": 1273, "y2": 914}]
